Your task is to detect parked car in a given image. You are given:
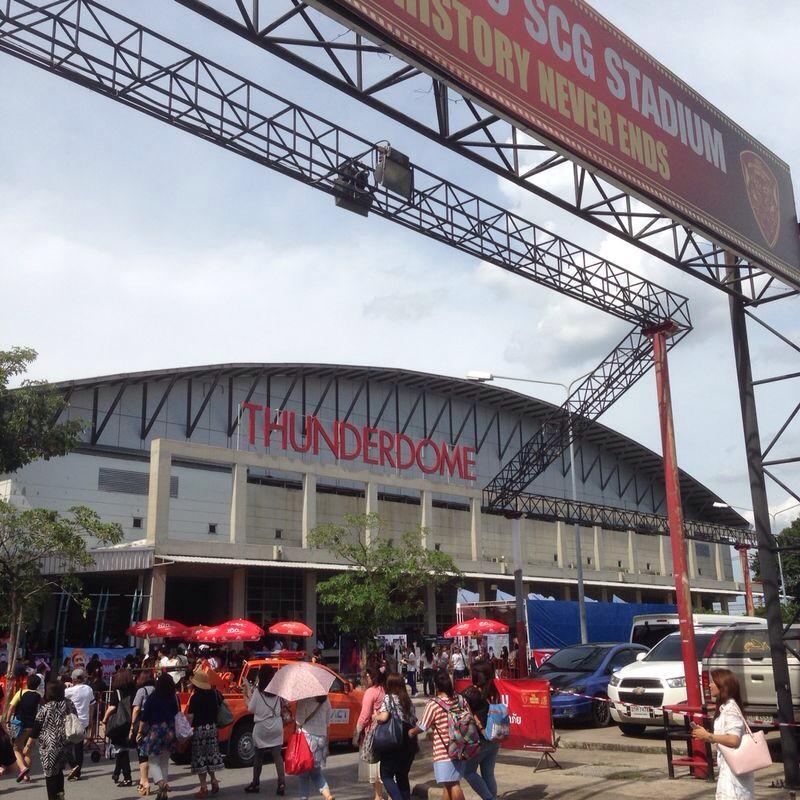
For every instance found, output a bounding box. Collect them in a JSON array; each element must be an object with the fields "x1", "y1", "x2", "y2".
[
  {"x1": 702, "y1": 620, "x2": 800, "y2": 728},
  {"x1": 533, "y1": 643, "x2": 648, "y2": 727},
  {"x1": 608, "y1": 625, "x2": 746, "y2": 734},
  {"x1": 630, "y1": 613, "x2": 755, "y2": 649},
  {"x1": 177, "y1": 656, "x2": 363, "y2": 767}
]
